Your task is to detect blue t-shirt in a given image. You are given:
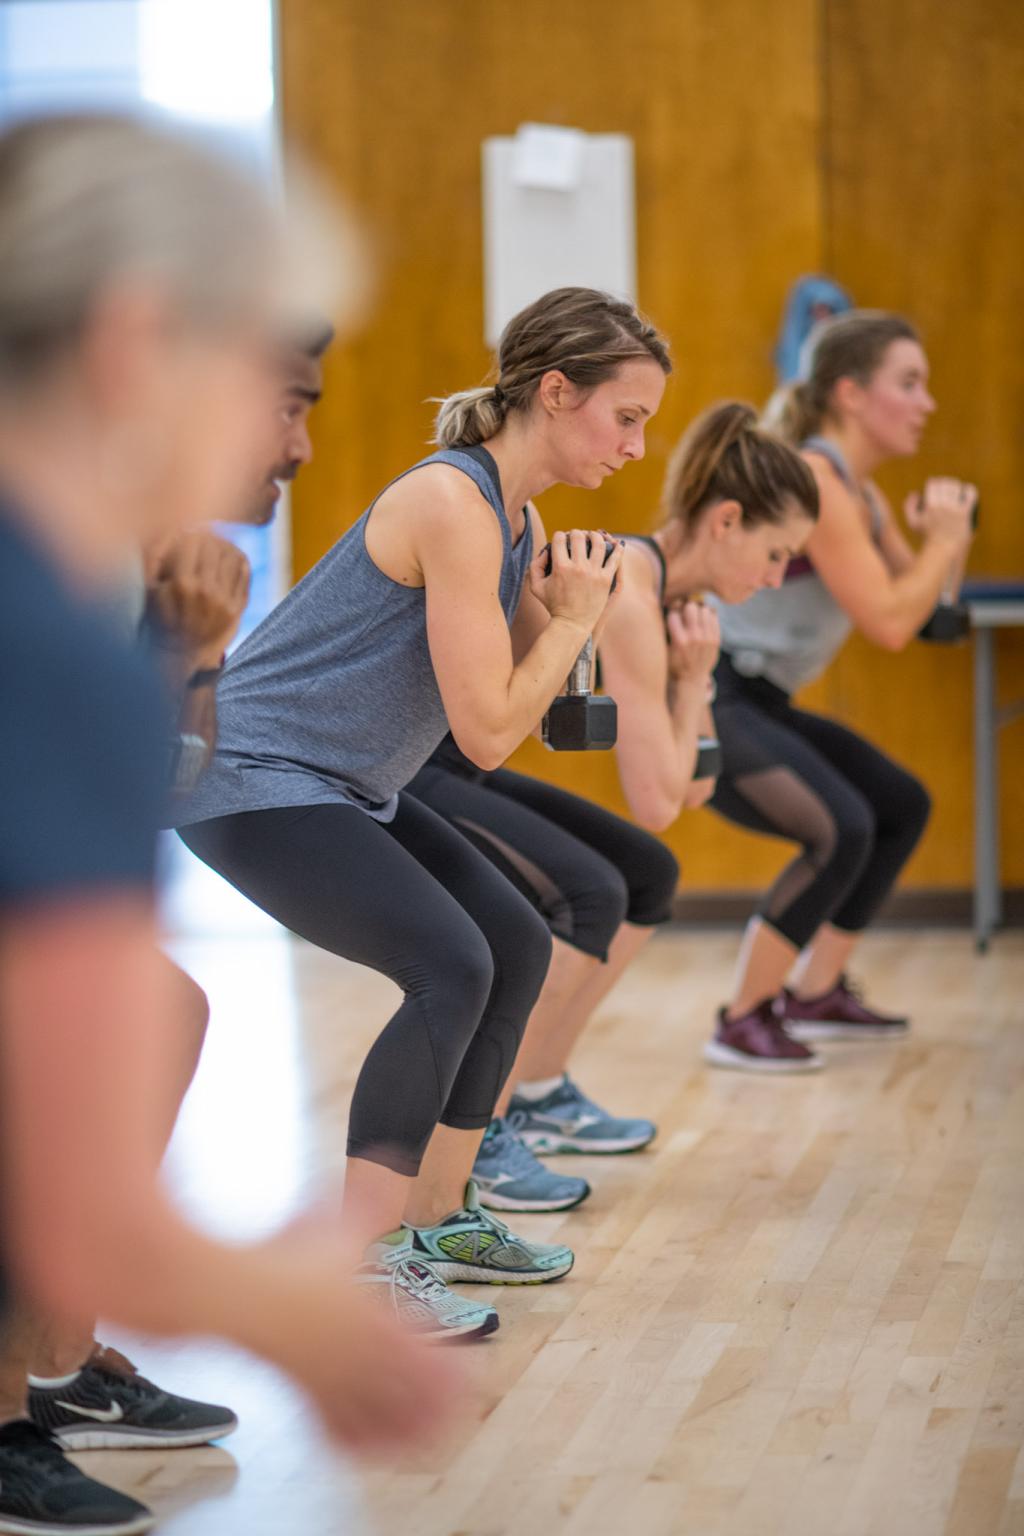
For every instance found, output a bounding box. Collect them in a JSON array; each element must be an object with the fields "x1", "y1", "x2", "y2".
[{"x1": 0, "y1": 502, "x2": 166, "y2": 1316}]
